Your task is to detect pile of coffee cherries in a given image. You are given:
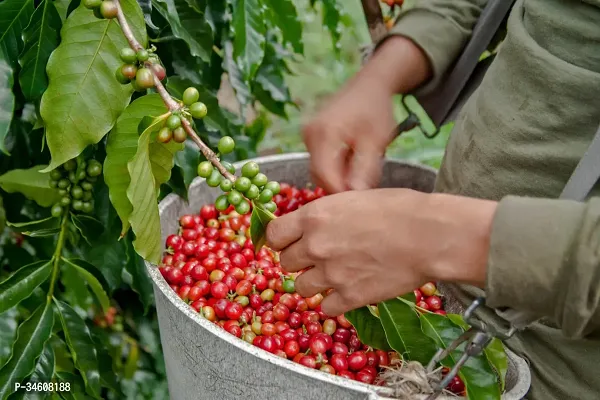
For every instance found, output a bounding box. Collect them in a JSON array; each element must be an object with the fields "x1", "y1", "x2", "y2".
[{"x1": 158, "y1": 182, "x2": 464, "y2": 394}]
